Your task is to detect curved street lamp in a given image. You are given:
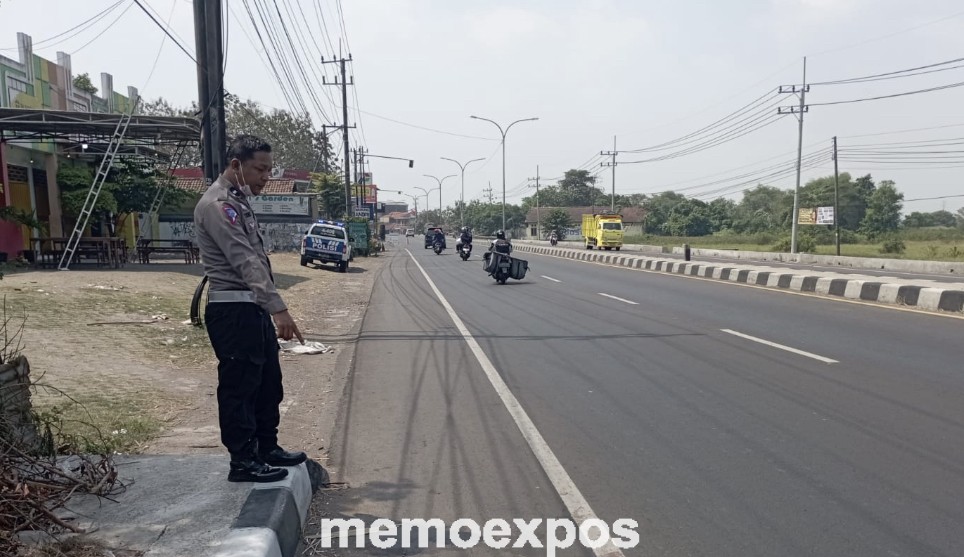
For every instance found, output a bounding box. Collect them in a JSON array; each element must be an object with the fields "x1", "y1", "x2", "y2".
[
  {"x1": 413, "y1": 186, "x2": 439, "y2": 217},
  {"x1": 470, "y1": 115, "x2": 539, "y2": 231},
  {"x1": 423, "y1": 174, "x2": 456, "y2": 228},
  {"x1": 441, "y1": 156, "x2": 485, "y2": 229}
]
